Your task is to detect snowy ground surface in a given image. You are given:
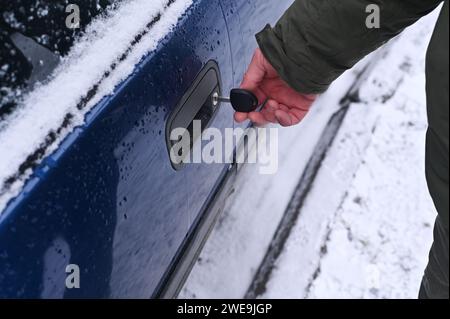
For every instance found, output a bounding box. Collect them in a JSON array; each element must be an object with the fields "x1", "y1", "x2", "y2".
[{"x1": 181, "y1": 10, "x2": 439, "y2": 299}]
